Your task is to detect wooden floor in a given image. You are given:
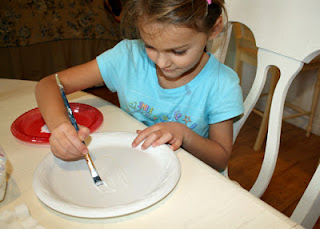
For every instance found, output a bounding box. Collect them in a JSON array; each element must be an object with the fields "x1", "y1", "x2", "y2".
[
  {"x1": 85, "y1": 86, "x2": 320, "y2": 228},
  {"x1": 230, "y1": 112, "x2": 320, "y2": 229}
]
